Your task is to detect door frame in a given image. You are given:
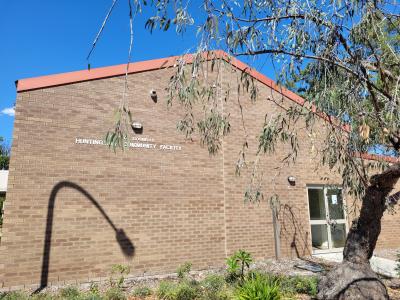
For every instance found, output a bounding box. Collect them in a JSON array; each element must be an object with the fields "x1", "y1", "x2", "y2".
[{"x1": 307, "y1": 185, "x2": 348, "y2": 254}]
